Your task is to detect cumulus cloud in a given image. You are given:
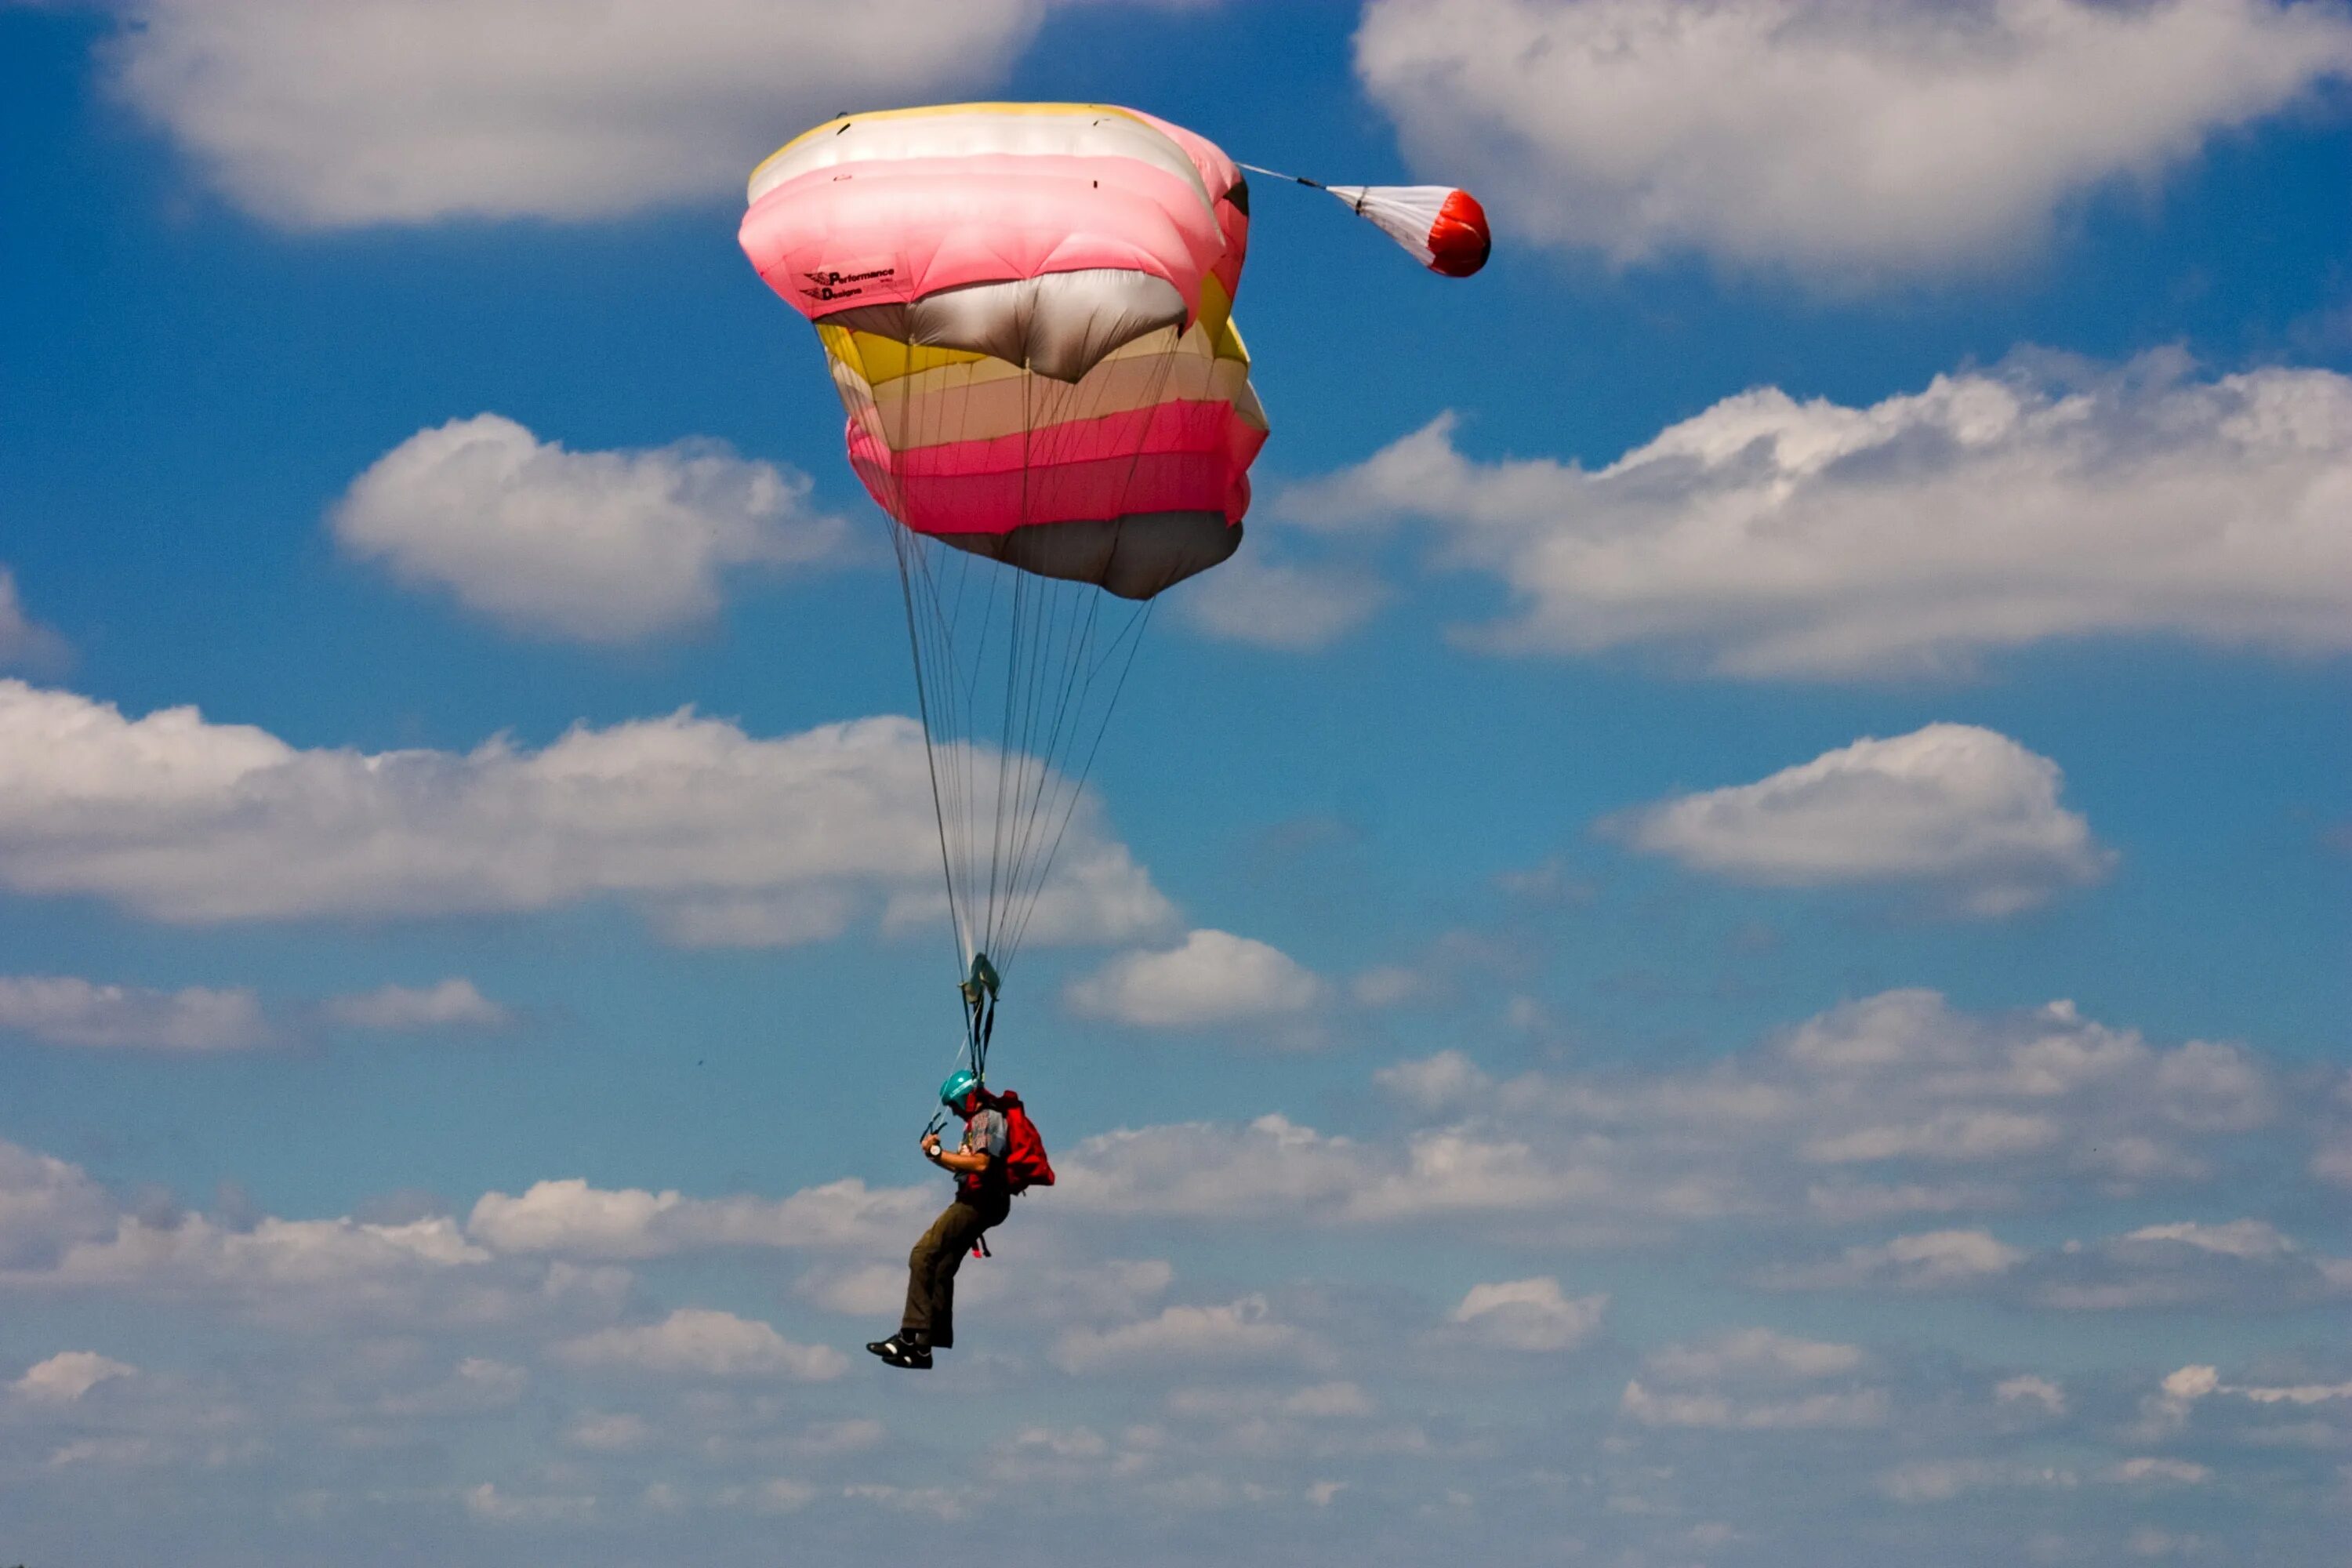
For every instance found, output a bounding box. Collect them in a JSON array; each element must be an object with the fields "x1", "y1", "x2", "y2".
[
  {"x1": 1447, "y1": 1276, "x2": 1606, "y2": 1351},
  {"x1": 1620, "y1": 1381, "x2": 1889, "y2": 1431},
  {"x1": 1174, "y1": 554, "x2": 1389, "y2": 651},
  {"x1": 0, "y1": 1141, "x2": 644, "y2": 1332},
  {"x1": 467, "y1": 1176, "x2": 931, "y2": 1259},
  {"x1": 1994, "y1": 1375, "x2": 2067, "y2": 1416},
  {"x1": 1770, "y1": 1217, "x2": 2352, "y2": 1308},
  {"x1": 1611, "y1": 724, "x2": 2111, "y2": 915},
  {"x1": 13, "y1": 1211, "x2": 491, "y2": 1296},
  {"x1": 1763, "y1": 1229, "x2": 2028, "y2": 1292},
  {"x1": 0, "y1": 568, "x2": 67, "y2": 671},
  {"x1": 564, "y1": 1411, "x2": 653, "y2": 1454},
  {"x1": 0, "y1": 681, "x2": 1166, "y2": 946},
  {"x1": 0, "y1": 975, "x2": 270, "y2": 1051},
  {"x1": 1642, "y1": 1328, "x2": 1865, "y2": 1385},
  {"x1": 1057, "y1": 1113, "x2": 1607, "y2": 1225},
  {"x1": 1877, "y1": 1457, "x2": 2078, "y2": 1503},
  {"x1": 1165, "y1": 1382, "x2": 1377, "y2": 1423},
  {"x1": 1355, "y1": 0, "x2": 2352, "y2": 279},
  {"x1": 1052, "y1": 1296, "x2": 1307, "y2": 1374},
  {"x1": 321, "y1": 979, "x2": 512, "y2": 1032},
  {"x1": 11, "y1": 1350, "x2": 136, "y2": 1403},
  {"x1": 1064, "y1": 930, "x2": 1324, "y2": 1029},
  {"x1": 1282, "y1": 356, "x2": 2352, "y2": 676},
  {"x1": 555, "y1": 1308, "x2": 845, "y2": 1381},
  {"x1": 1620, "y1": 1326, "x2": 1886, "y2": 1430},
  {"x1": 464, "y1": 1482, "x2": 597, "y2": 1524},
  {"x1": 1062, "y1": 989, "x2": 2283, "y2": 1234},
  {"x1": 0, "y1": 1142, "x2": 120, "y2": 1270},
  {"x1": 2020, "y1": 1219, "x2": 2352, "y2": 1311},
  {"x1": 332, "y1": 416, "x2": 849, "y2": 642},
  {"x1": 99, "y1": 0, "x2": 1073, "y2": 227}
]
